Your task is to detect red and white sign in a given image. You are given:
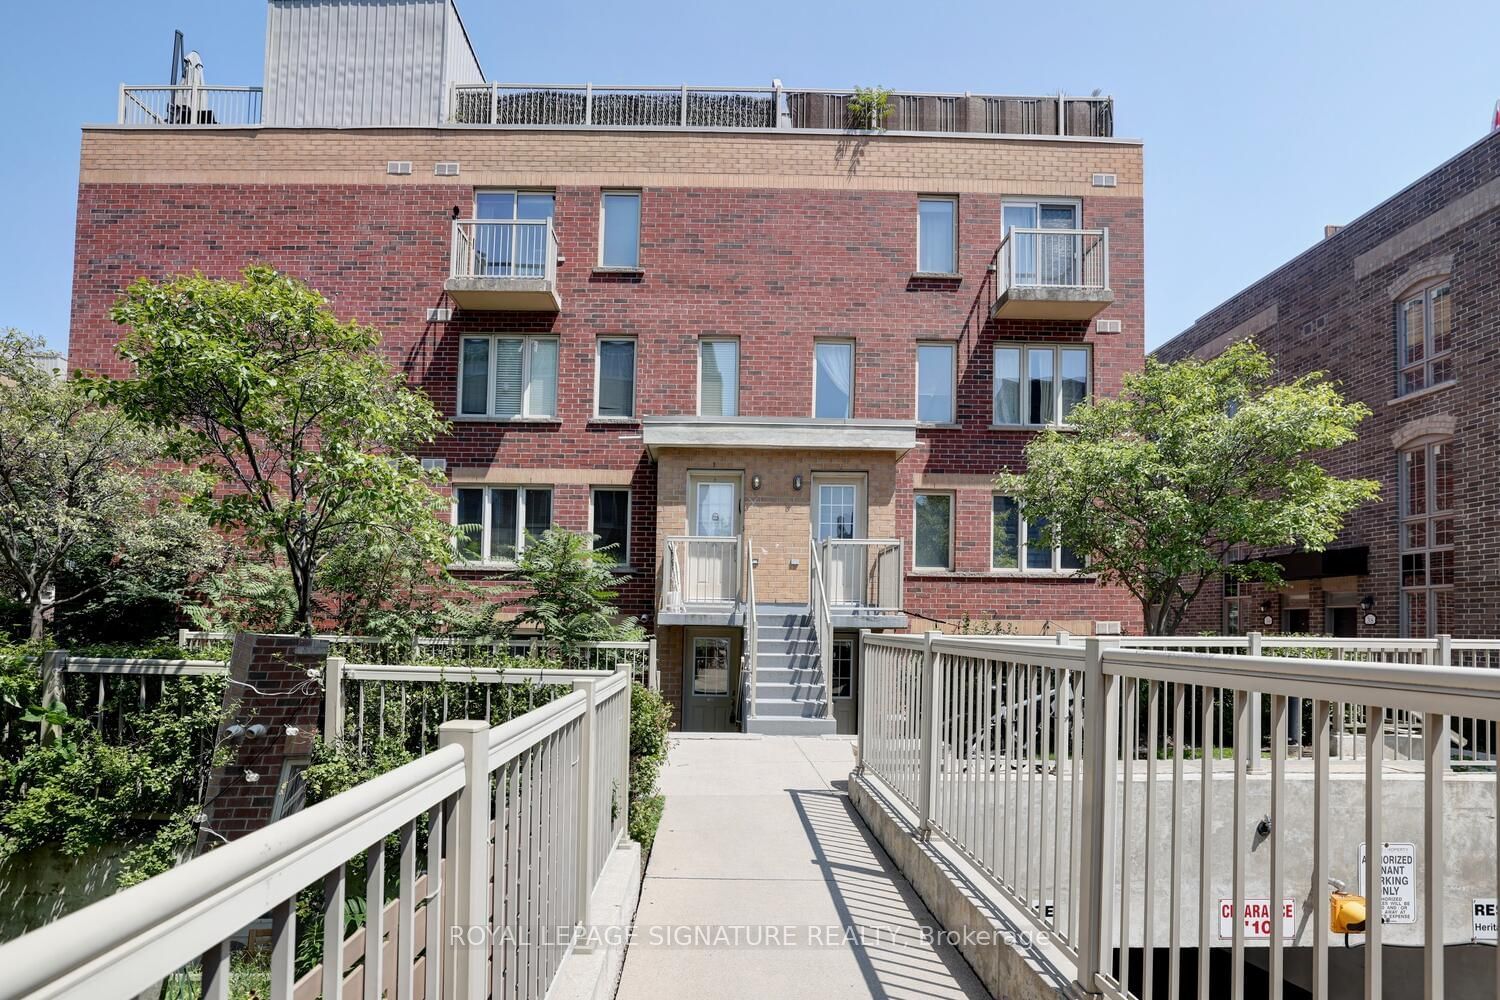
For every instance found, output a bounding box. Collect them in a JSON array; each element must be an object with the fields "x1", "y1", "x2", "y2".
[{"x1": 1218, "y1": 898, "x2": 1295, "y2": 940}]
